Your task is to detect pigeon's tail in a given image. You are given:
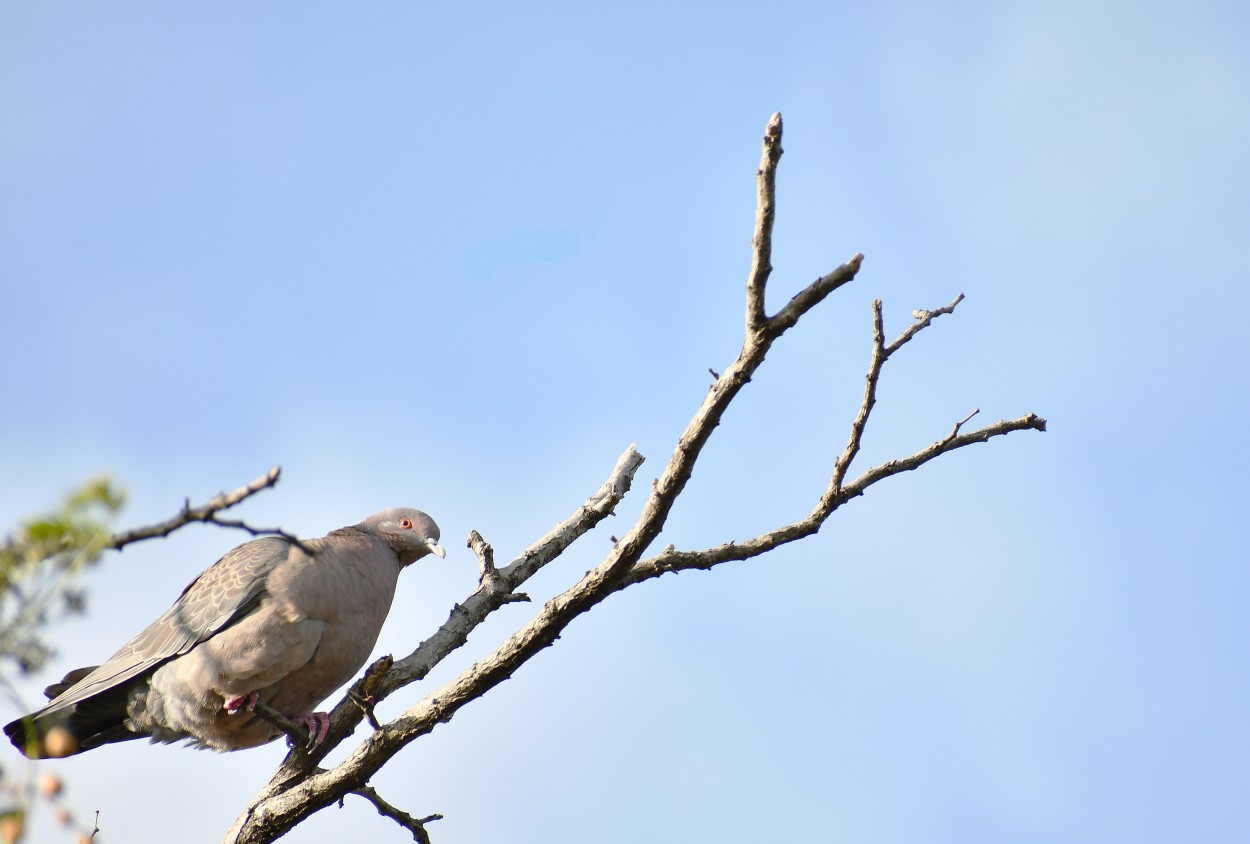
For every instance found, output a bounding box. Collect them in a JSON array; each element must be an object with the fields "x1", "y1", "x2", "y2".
[{"x1": 4, "y1": 665, "x2": 145, "y2": 758}]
